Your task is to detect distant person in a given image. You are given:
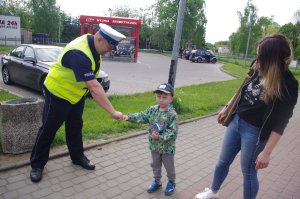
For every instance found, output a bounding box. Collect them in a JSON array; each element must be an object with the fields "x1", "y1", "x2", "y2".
[
  {"x1": 179, "y1": 47, "x2": 184, "y2": 58},
  {"x1": 195, "y1": 34, "x2": 298, "y2": 199},
  {"x1": 123, "y1": 83, "x2": 178, "y2": 196},
  {"x1": 130, "y1": 47, "x2": 135, "y2": 62},
  {"x1": 30, "y1": 23, "x2": 126, "y2": 183},
  {"x1": 184, "y1": 49, "x2": 190, "y2": 60}
]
